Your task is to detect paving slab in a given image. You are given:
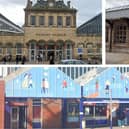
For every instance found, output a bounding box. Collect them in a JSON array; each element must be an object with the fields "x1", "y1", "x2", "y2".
[{"x1": 106, "y1": 52, "x2": 129, "y2": 64}]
